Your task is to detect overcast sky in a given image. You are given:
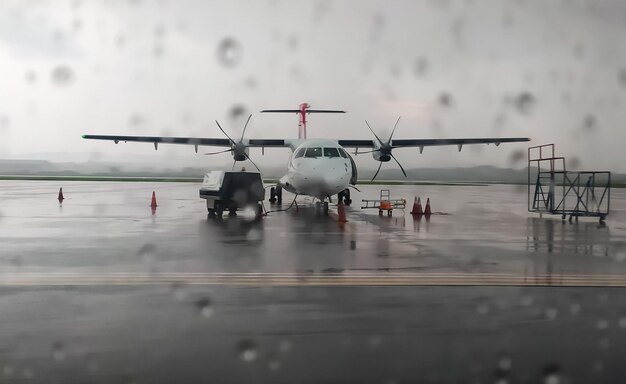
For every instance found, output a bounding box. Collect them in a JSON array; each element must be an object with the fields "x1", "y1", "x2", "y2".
[{"x1": 1, "y1": 0, "x2": 625, "y2": 171}]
